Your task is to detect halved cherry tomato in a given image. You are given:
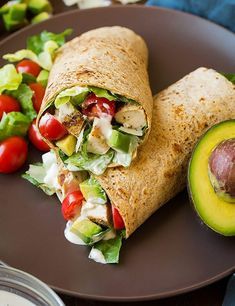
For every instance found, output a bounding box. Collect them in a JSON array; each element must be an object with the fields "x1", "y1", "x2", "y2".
[
  {"x1": 29, "y1": 83, "x2": 45, "y2": 113},
  {"x1": 0, "y1": 94, "x2": 21, "y2": 120},
  {"x1": 28, "y1": 119, "x2": 50, "y2": 152},
  {"x1": 39, "y1": 113, "x2": 68, "y2": 141},
  {"x1": 82, "y1": 93, "x2": 116, "y2": 118},
  {"x1": 16, "y1": 60, "x2": 41, "y2": 77},
  {"x1": 62, "y1": 190, "x2": 84, "y2": 220},
  {"x1": 0, "y1": 136, "x2": 28, "y2": 174},
  {"x1": 112, "y1": 205, "x2": 125, "y2": 230}
]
